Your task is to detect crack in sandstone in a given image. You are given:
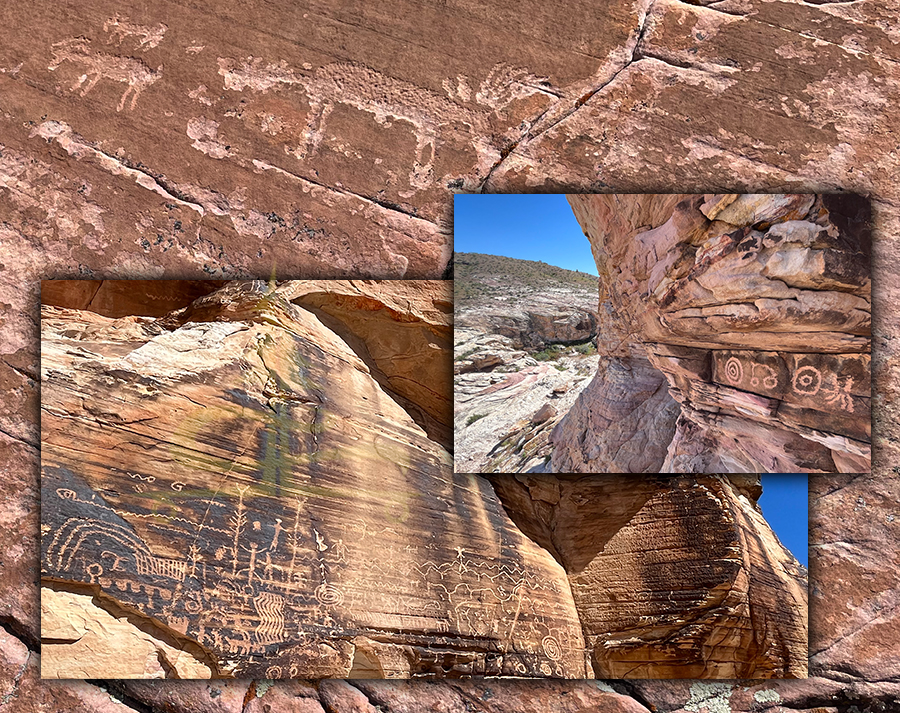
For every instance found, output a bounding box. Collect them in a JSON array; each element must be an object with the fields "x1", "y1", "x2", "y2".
[
  {"x1": 481, "y1": 0, "x2": 898, "y2": 187},
  {"x1": 0, "y1": 616, "x2": 39, "y2": 654},
  {"x1": 1, "y1": 358, "x2": 37, "y2": 382},
  {"x1": 250, "y1": 159, "x2": 440, "y2": 235},
  {"x1": 92, "y1": 681, "x2": 161, "y2": 713},
  {"x1": 0, "y1": 425, "x2": 38, "y2": 450},
  {"x1": 29, "y1": 120, "x2": 444, "y2": 263},
  {"x1": 479, "y1": 0, "x2": 657, "y2": 191}
]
